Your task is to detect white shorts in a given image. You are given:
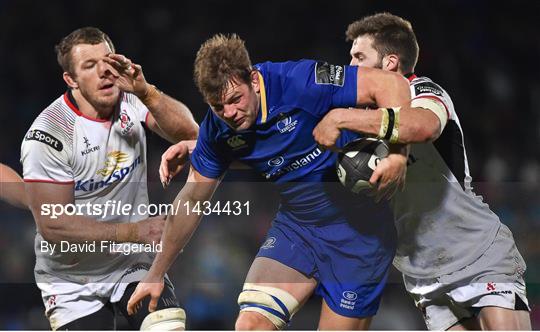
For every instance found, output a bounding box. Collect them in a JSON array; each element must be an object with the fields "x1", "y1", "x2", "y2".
[
  {"x1": 39, "y1": 263, "x2": 151, "y2": 330},
  {"x1": 403, "y1": 223, "x2": 530, "y2": 330}
]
